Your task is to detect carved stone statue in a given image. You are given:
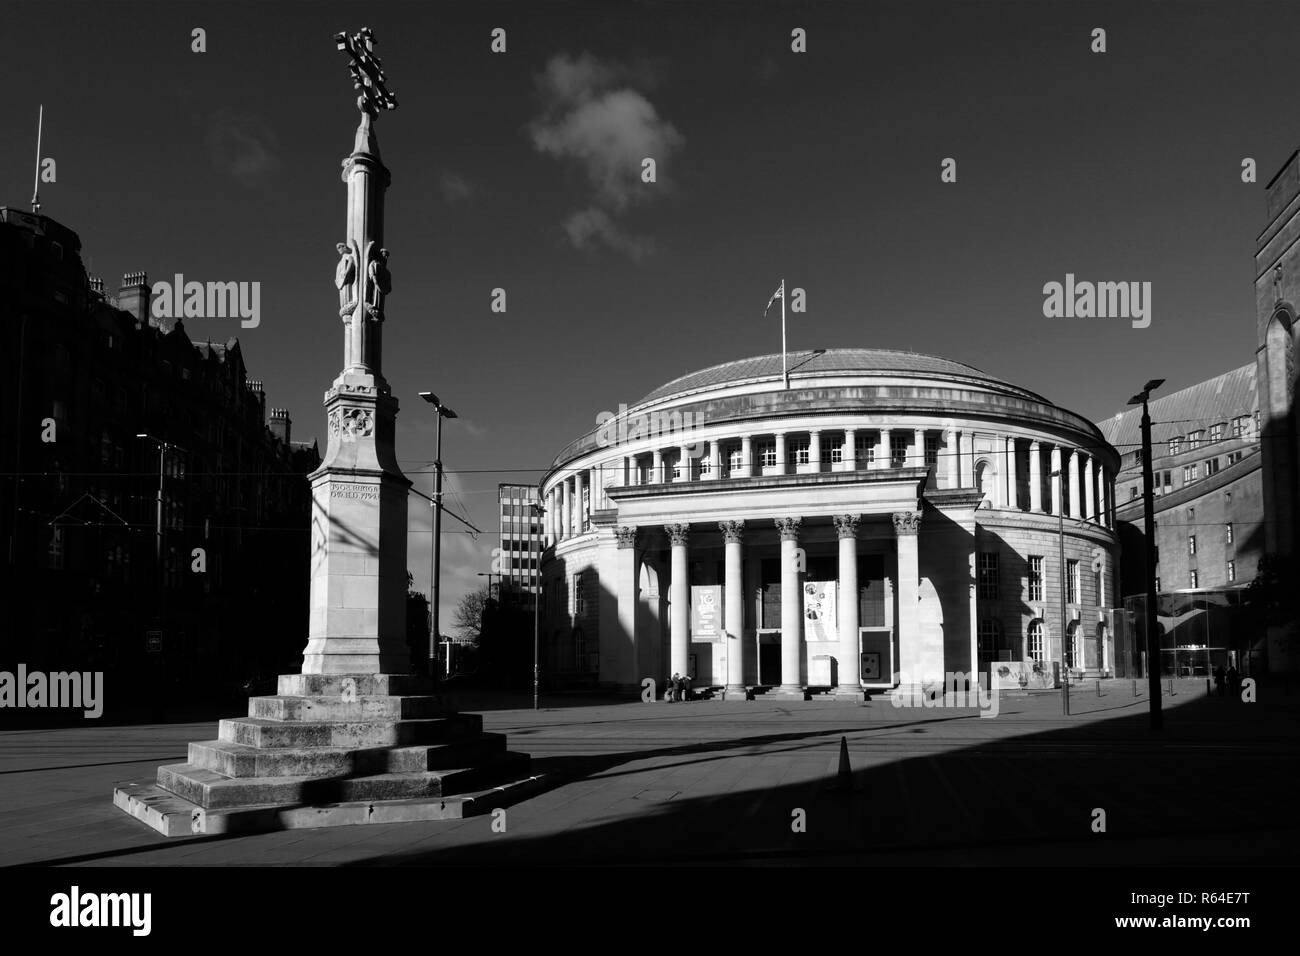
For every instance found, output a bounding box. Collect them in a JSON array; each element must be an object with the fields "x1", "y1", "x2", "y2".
[
  {"x1": 366, "y1": 247, "x2": 391, "y2": 317},
  {"x1": 335, "y1": 242, "x2": 358, "y2": 316}
]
